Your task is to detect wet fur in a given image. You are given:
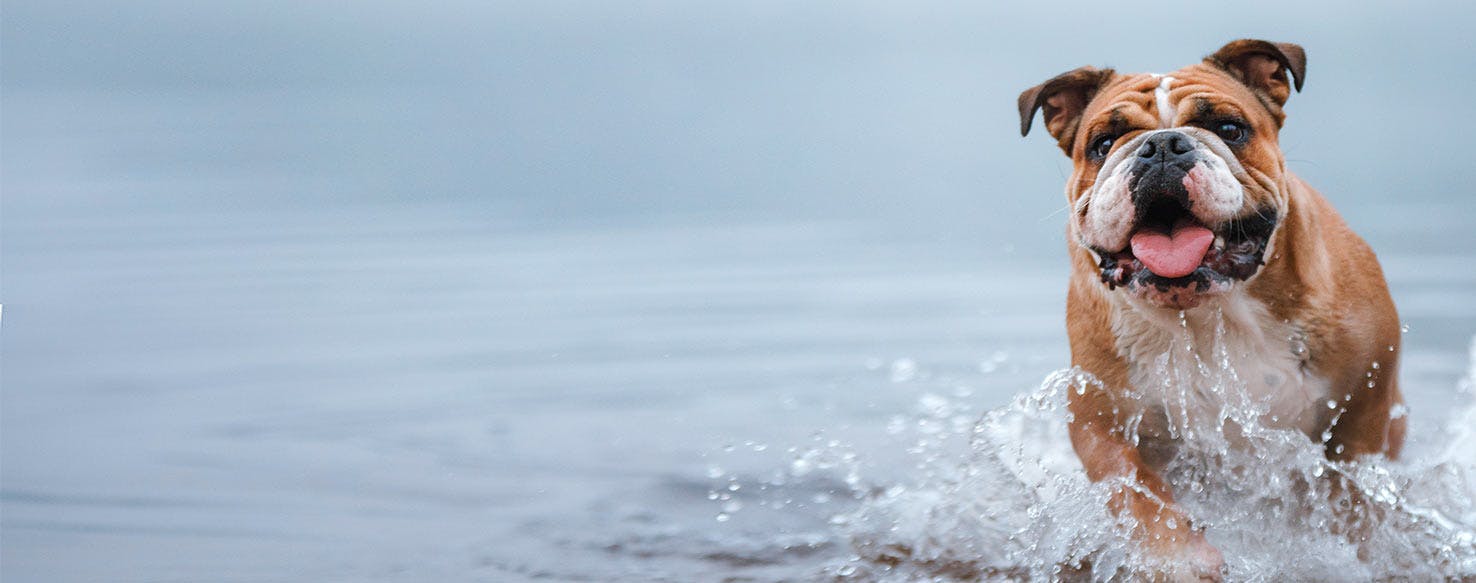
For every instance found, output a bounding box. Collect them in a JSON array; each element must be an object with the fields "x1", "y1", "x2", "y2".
[{"x1": 1024, "y1": 40, "x2": 1405, "y2": 579}]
